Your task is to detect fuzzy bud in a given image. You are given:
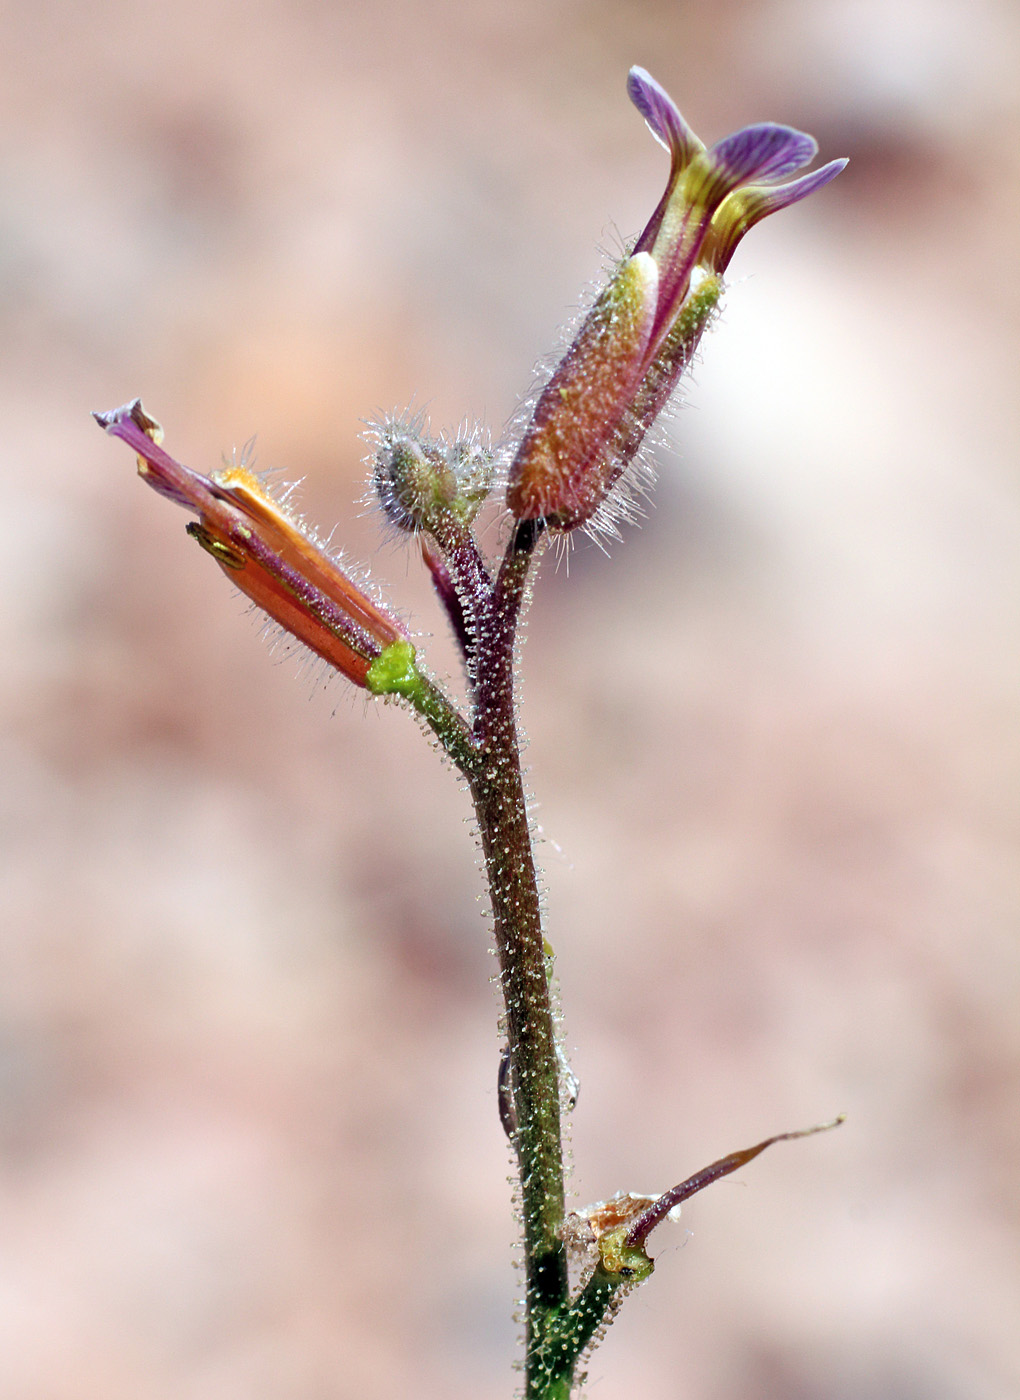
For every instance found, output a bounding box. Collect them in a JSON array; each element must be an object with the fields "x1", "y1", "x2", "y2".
[
  {"x1": 507, "y1": 253, "x2": 658, "y2": 530},
  {"x1": 372, "y1": 422, "x2": 493, "y2": 535},
  {"x1": 374, "y1": 434, "x2": 455, "y2": 533}
]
